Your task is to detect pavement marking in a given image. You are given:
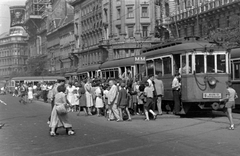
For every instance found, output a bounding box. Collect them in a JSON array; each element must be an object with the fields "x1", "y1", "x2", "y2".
[
  {"x1": 38, "y1": 139, "x2": 120, "y2": 156},
  {"x1": 0, "y1": 99, "x2": 7, "y2": 105}
]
